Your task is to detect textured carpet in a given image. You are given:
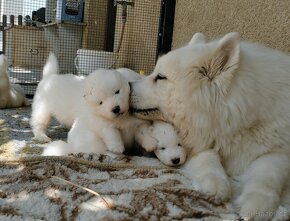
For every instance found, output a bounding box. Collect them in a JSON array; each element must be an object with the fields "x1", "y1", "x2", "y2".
[{"x1": 0, "y1": 107, "x2": 238, "y2": 220}]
